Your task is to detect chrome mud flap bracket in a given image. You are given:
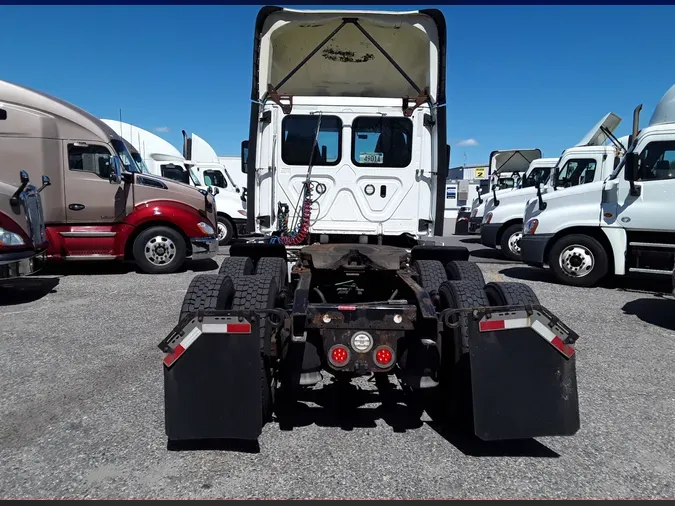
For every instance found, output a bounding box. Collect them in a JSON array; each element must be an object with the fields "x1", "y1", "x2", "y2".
[
  {"x1": 158, "y1": 309, "x2": 284, "y2": 442},
  {"x1": 442, "y1": 305, "x2": 581, "y2": 441}
]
